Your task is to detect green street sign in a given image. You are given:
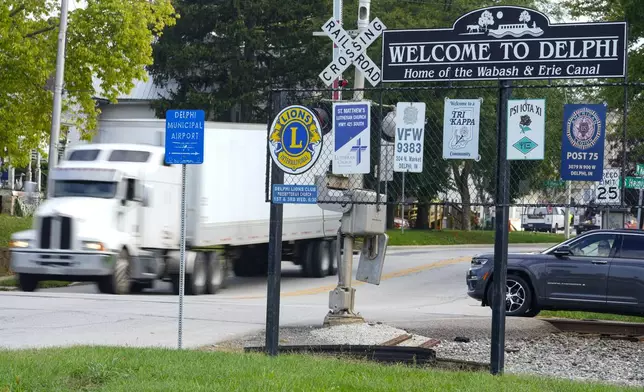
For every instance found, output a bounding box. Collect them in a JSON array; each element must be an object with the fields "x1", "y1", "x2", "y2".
[
  {"x1": 625, "y1": 176, "x2": 644, "y2": 189},
  {"x1": 544, "y1": 180, "x2": 565, "y2": 188},
  {"x1": 637, "y1": 163, "x2": 644, "y2": 177}
]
